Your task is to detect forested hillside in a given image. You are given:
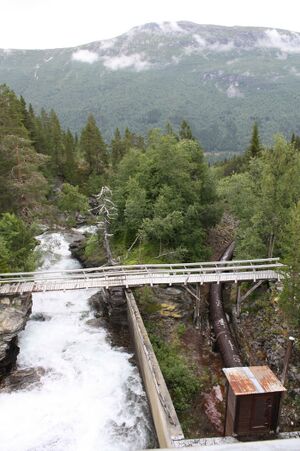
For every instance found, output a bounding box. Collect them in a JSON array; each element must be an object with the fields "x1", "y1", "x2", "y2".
[
  {"x1": 1, "y1": 22, "x2": 300, "y2": 155},
  {"x1": 1, "y1": 83, "x2": 300, "y2": 328},
  {"x1": 1, "y1": 84, "x2": 299, "y2": 437}
]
